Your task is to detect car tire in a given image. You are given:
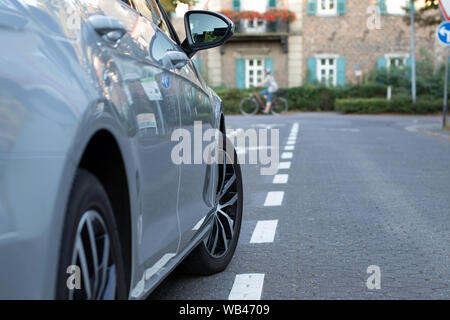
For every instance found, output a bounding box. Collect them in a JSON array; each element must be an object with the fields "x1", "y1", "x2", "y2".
[
  {"x1": 55, "y1": 169, "x2": 127, "y2": 300},
  {"x1": 180, "y1": 138, "x2": 243, "y2": 275}
]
